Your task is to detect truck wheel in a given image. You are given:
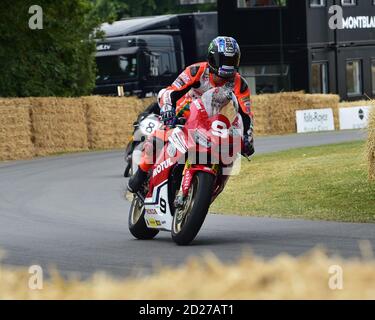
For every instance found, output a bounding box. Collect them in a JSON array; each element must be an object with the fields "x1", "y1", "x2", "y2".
[
  {"x1": 171, "y1": 172, "x2": 215, "y2": 246},
  {"x1": 128, "y1": 196, "x2": 159, "y2": 240}
]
